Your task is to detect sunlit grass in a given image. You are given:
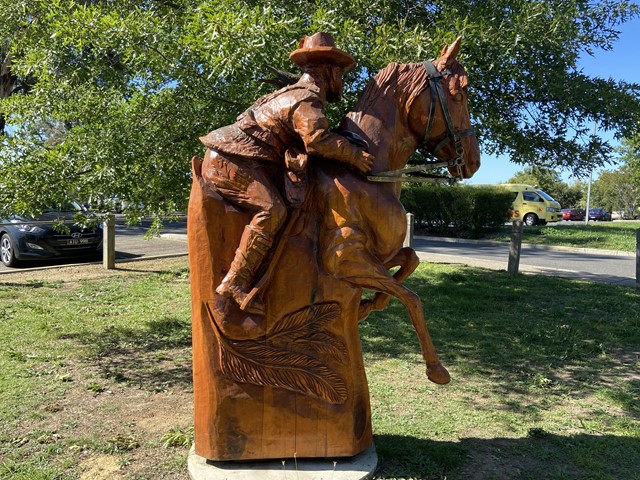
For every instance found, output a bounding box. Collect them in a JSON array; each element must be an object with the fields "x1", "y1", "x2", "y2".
[{"x1": 483, "y1": 221, "x2": 640, "y2": 252}]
